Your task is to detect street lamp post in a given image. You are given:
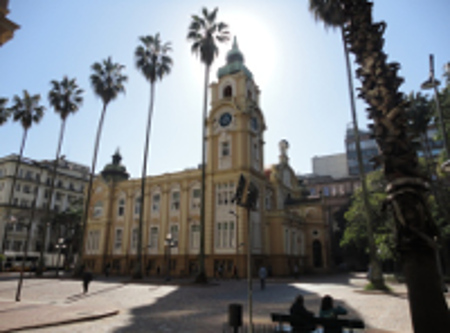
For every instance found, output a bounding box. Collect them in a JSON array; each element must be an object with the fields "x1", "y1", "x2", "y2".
[
  {"x1": 421, "y1": 54, "x2": 450, "y2": 159},
  {"x1": 229, "y1": 210, "x2": 239, "y2": 279},
  {"x1": 165, "y1": 233, "x2": 177, "y2": 281},
  {"x1": 55, "y1": 238, "x2": 66, "y2": 277}
]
